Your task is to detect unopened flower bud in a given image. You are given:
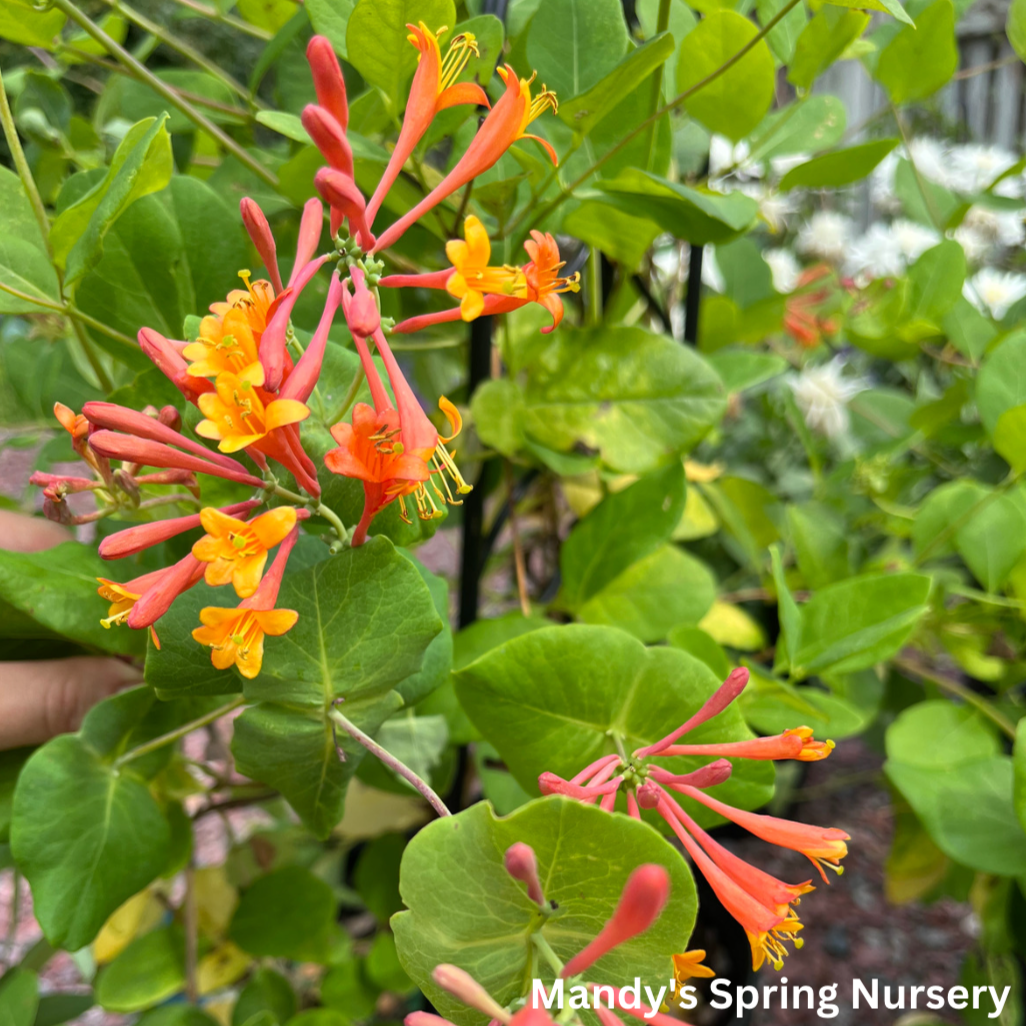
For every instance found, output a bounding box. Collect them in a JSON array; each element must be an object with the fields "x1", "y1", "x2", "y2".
[
  {"x1": 347, "y1": 283, "x2": 380, "y2": 339},
  {"x1": 302, "y1": 105, "x2": 354, "y2": 178},
  {"x1": 504, "y1": 843, "x2": 545, "y2": 907},
  {"x1": 405, "y1": 1015, "x2": 456, "y2": 1026},
  {"x1": 306, "y1": 35, "x2": 349, "y2": 133},
  {"x1": 240, "y1": 197, "x2": 283, "y2": 294},
  {"x1": 432, "y1": 965, "x2": 510, "y2": 1024},
  {"x1": 157, "y1": 405, "x2": 181, "y2": 432},
  {"x1": 42, "y1": 495, "x2": 72, "y2": 525},
  {"x1": 561, "y1": 865, "x2": 670, "y2": 977},
  {"x1": 510, "y1": 1009, "x2": 556, "y2": 1026},
  {"x1": 636, "y1": 782, "x2": 662, "y2": 809}
]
